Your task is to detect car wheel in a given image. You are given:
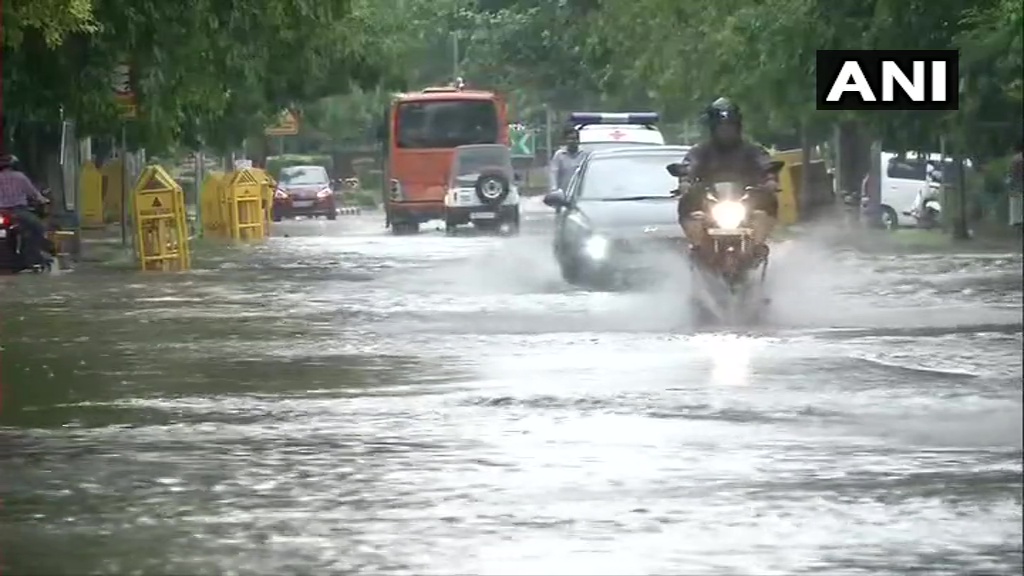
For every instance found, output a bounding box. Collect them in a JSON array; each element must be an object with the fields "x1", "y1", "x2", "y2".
[
  {"x1": 559, "y1": 256, "x2": 582, "y2": 285},
  {"x1": 391, "y1": 222, "x2": 418, "y2": 235},
  {"x1": 272, "y1": 213, "x2": 283, "y2": 222},
  {"x1": 327, "y1": 210, "x2": 337, "y2": 221},
  {"x1": 498, "y1": 217, "x2": 519, "y2": 236},
  {"x1": 880, "y1": 205, "x2": 898, "y2": 231}
]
